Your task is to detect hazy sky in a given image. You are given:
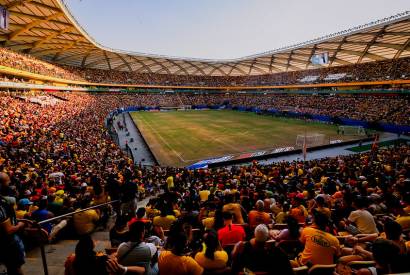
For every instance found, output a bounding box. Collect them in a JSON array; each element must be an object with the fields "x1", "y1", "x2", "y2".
[{"x1": 64, "y1": 0, "x2": 410, "y2": 60}]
